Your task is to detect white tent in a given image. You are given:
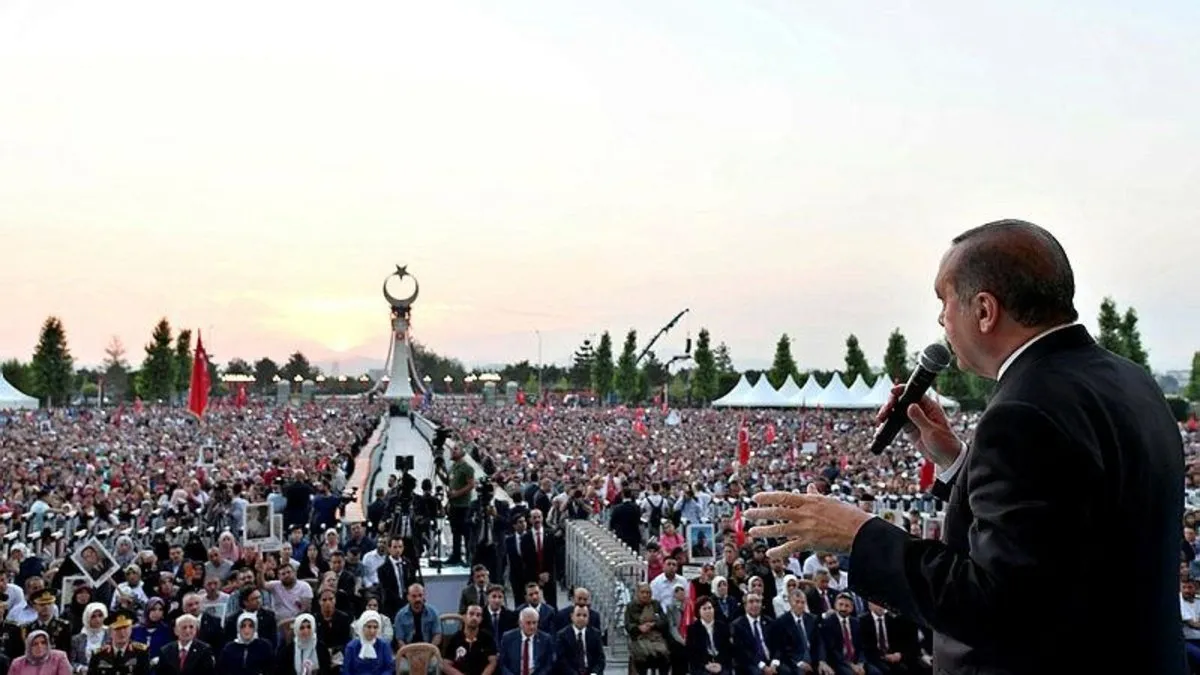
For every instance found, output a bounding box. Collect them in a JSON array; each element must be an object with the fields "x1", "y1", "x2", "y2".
[
  {"x1": 776, "y1": 374, "x2": 803, "y2": 403},
  {"x1": 711, "y1": 374, "x2": 756, "y2": 408},
  {"x1": 858, "y1": 375, "x2": 895, "y2": 410},
  {"x1": 812, "y1": 373, "x2": 862, "y2": 409},
  {"x1": 746, "y1": 373, "x2": 791, "y2": 408},
  {"x1": 845, "y1": 375, "x2": 873, "y2": 408},
  {"x1": 0, "y1": 371, "x2": 37, "y2": 410},
  {"x1": 792, "y1": 375, "x2": 825, "y2": 408}
]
